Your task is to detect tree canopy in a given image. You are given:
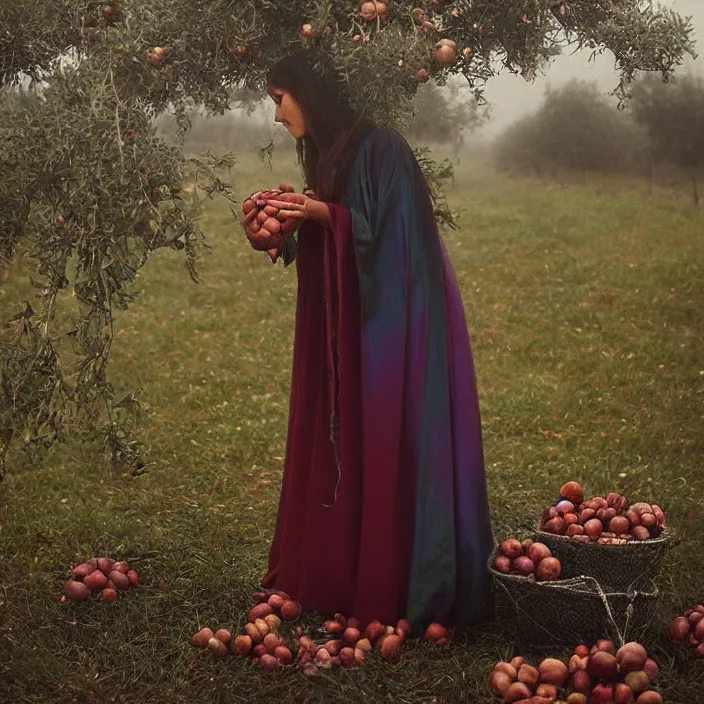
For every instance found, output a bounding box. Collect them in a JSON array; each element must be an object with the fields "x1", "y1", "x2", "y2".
[
  {"x1": 631, "y1": 72, "x2": 704, "y2": 204},
  {"x1": 492, "y1": 79, "x2": 649, "y2": 178},
  {"x1": 0, "y1": 1, "x2": 696, "y2": 477}
]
